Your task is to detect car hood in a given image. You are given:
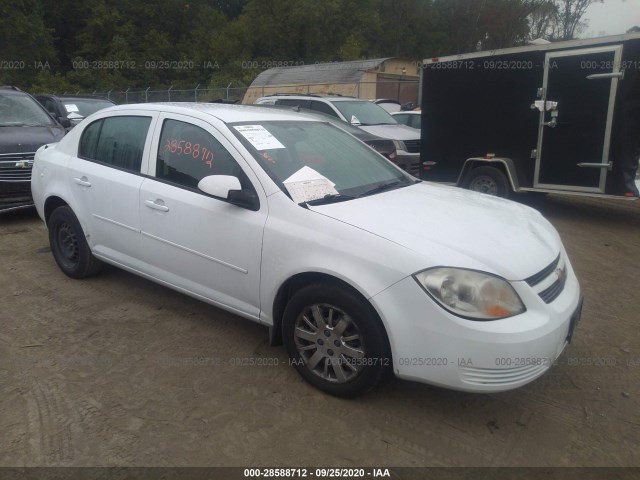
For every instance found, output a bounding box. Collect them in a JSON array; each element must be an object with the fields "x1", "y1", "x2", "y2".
[
  {"x1": 358, "y1": 123, "x2": 419, "y2": 141},
  {"x1": 308, "y1": 182, "x2": 561, "y2": 281},
  {"x1": 0, "y1": 125, "x2": 65, "y2": 153}
]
